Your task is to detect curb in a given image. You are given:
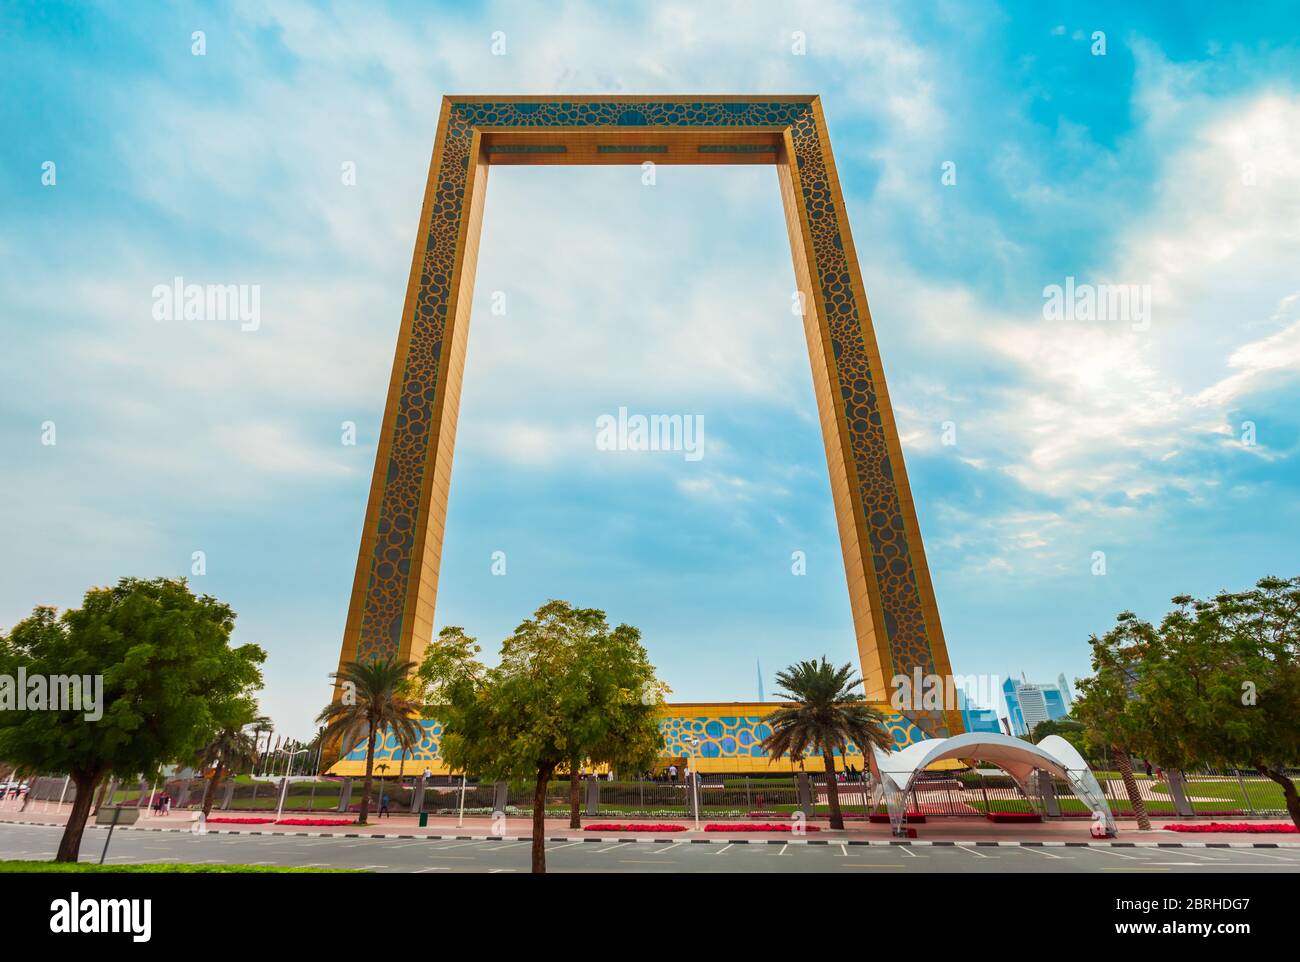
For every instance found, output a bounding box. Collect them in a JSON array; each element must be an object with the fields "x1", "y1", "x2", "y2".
[{"x1": 2, "y1": 817, "x2": 1297, "y2": 848}]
